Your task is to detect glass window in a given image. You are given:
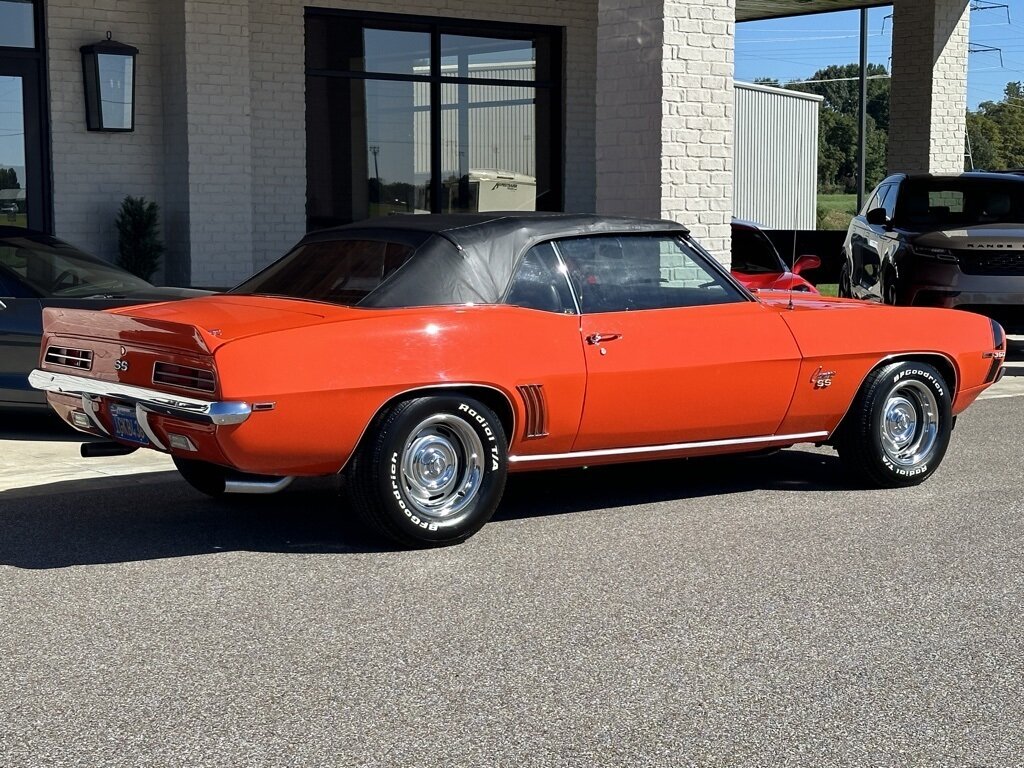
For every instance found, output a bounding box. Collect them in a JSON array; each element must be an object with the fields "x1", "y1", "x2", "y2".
[
  {"x1": 0, "y1": 75, "x2": 26, "y2": 229},
  {"x1": 441, "y1": 82, "x2": 538, "y2": 213},
  {"x1": 862, "y1": 185, "x2": 884, "y2": 216},
  {"x1": 0, "y1": 1, "x2": 34, "y2": 49},
  {"x1": 305, "y1": 11, "x2": 561, "y2": 228},
  {"x1": 894, "y1": 179, "x2": 1024, "y2": 228},
  {"x1": 878, "y1": 183, "x2": 898, "y2": 219},
  {"x1": 96, "y1": 53, "x2": 134, "y2": 130},
  {"x1": 306, "y1": 17, "x2": 430, "y2": 75},
  {"x1": 0, "y1": 238, "x2": 151, "y2": 297},
  {"x1": 441, "y1": 35, "x2": 536, "y2": 81},
  {"x1": 232, "y1": 238, "x2": 417, "y2": 306},
  {"x1": 505, "y1": 242, "x2": 574, "y2": 313},
  {"x1": 307, "y1": 77, "x2": 431, "y2": 229},
  {"x1": 556, "y1": 235, "x2": 744, "y2": 314}
]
